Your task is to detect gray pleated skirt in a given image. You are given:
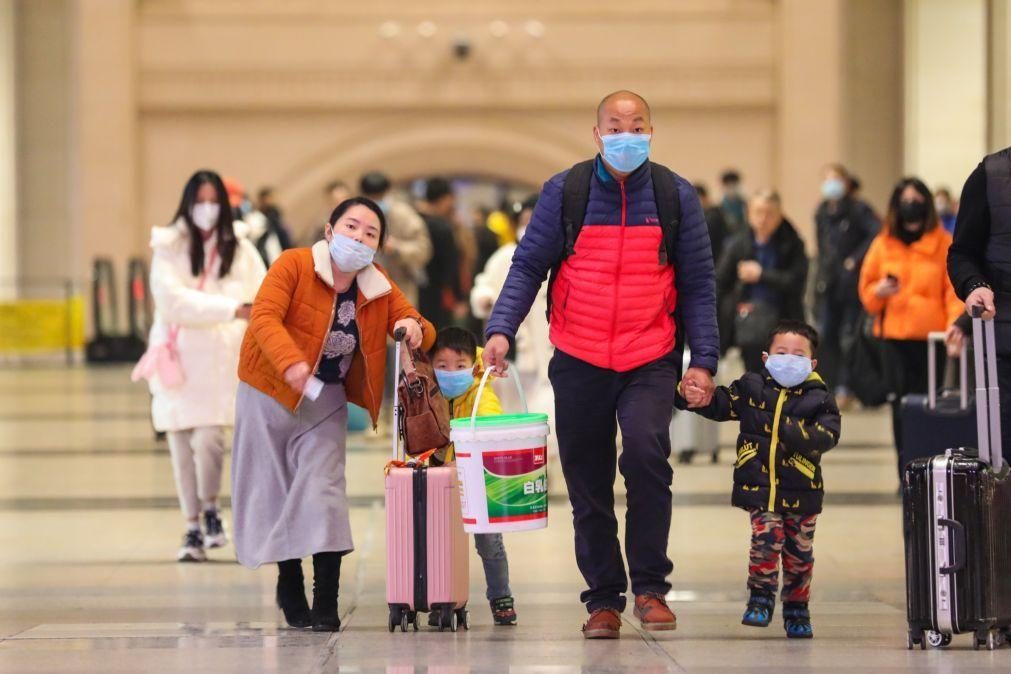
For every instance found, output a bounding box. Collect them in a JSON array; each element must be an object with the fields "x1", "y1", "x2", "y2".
[{"x1": 231, "y1": 381, "x2": 353, "y2": 568}]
